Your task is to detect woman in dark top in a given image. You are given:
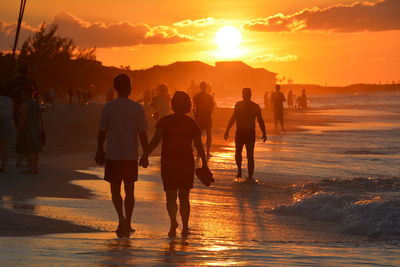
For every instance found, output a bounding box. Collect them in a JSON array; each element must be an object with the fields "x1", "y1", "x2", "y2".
[
  {"x1": 140, "y1": 91, "x2": 208, "y2": 237},
  {"x1": 16, "y1": 85, "x2": 43, "y2": 174}
]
